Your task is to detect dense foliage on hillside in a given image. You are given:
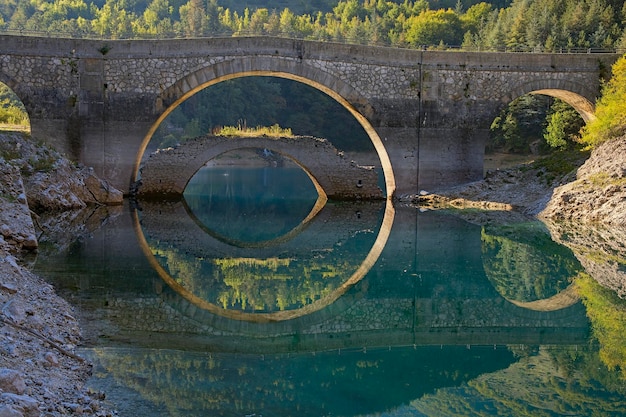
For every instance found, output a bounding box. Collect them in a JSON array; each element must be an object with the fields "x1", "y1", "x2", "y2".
[
  {"x1": 1, "y1": 0, "x2": 625, "y2": 51},
  {"x1": 152, "y1": 77, "x2": 372, "y2": 152}
]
